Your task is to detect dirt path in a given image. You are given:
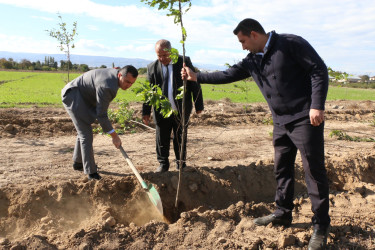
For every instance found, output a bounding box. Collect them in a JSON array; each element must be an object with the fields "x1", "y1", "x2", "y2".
[{"x1": 0, "y1": 100, "x2": 374, "y2": 249}]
